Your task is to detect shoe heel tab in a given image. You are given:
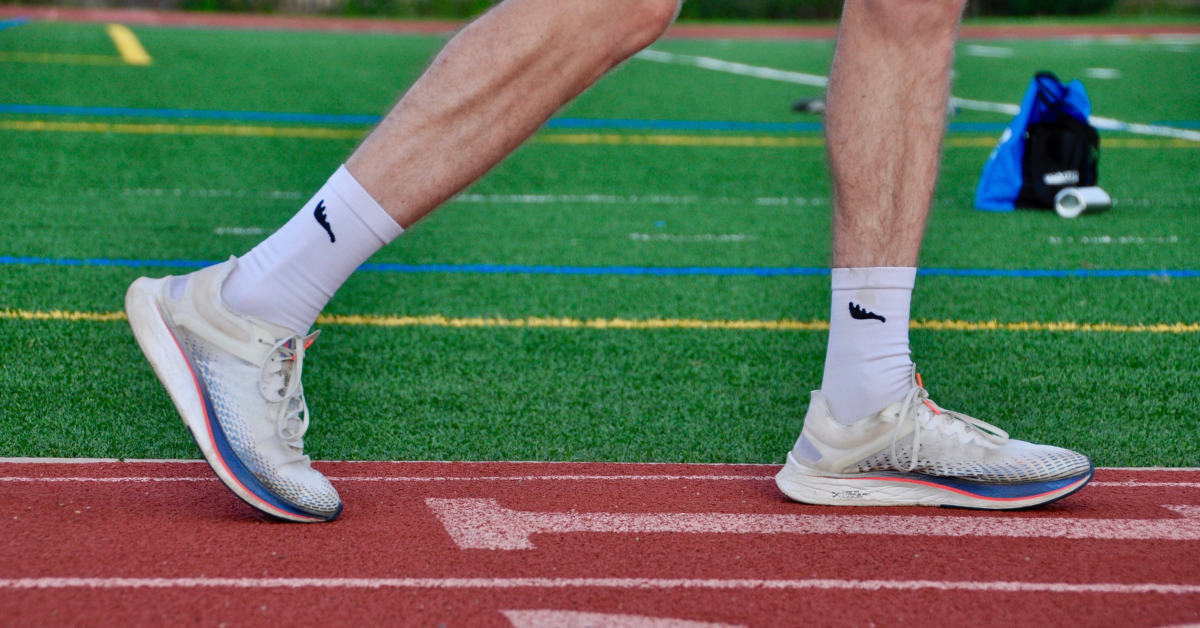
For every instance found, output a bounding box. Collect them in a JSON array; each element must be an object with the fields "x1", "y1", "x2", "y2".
[
  {"x1": 806, "y1": 390, "x2": 830, "y2": 417},
  {"x1": 187, "y1": 257, "x2": 239, "y2": 309}
]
